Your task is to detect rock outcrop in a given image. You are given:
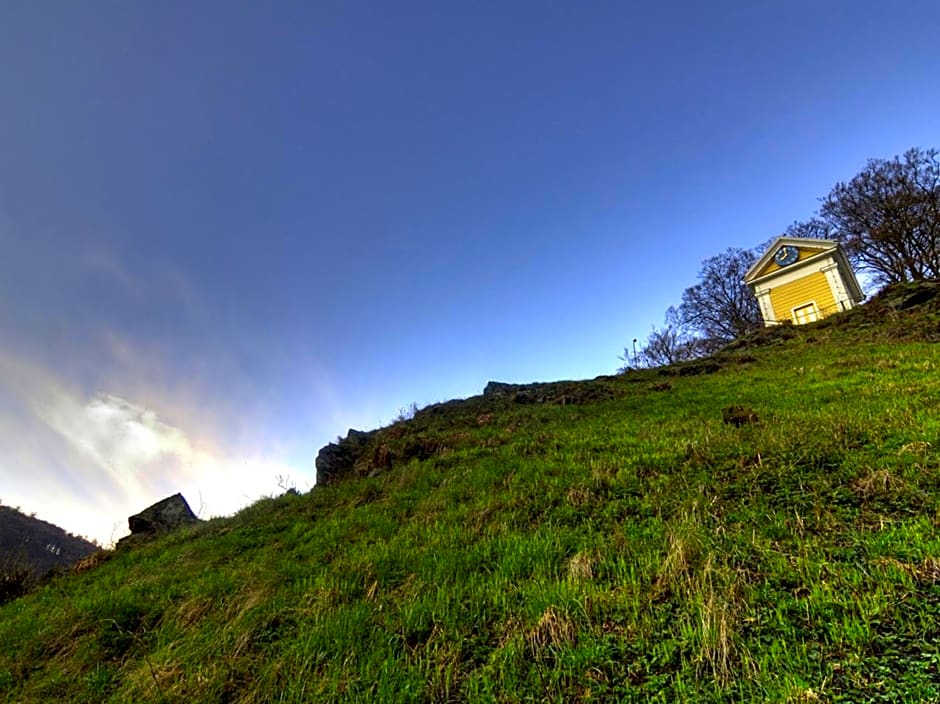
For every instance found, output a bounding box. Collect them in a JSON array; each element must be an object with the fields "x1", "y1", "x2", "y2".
[
  {"x1": 315, "y1": 429, "x2": 377, "y2": 486},
  {"x1": 128, "y1": 493, "x2": 199, "y2": 535},
  {"x1": 117, "y1": 493, "x2": 200, "y2": 548},
  {"x1": 482, "y1": 381, "x2": 520, "y2": 398},
  {"x1": 875, "y1": 279, "x2": 939, "y2": 311},
  {"x1": 313, "y1": 378, "x2": 624, "y2": 488},
  {"x1": 484, "y1": 379, "x2": 617, "y2": 406}
]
